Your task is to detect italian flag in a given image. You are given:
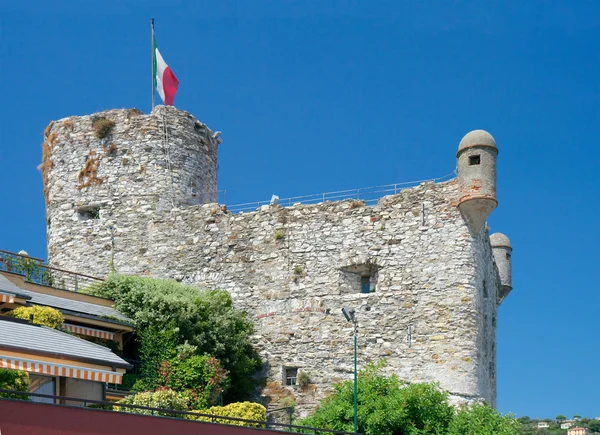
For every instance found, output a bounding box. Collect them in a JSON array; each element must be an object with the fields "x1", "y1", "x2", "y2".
[{"x1": 153, "y1": 38, "x2": 179, "y2": 106}]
